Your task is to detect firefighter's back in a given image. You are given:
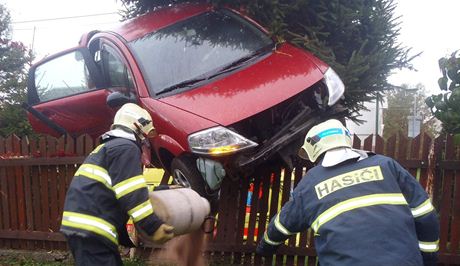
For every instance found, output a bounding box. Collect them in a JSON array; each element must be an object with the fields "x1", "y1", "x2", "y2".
[{"x1": 302, "y1": 154, "x2": 423, "y2": 266}]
